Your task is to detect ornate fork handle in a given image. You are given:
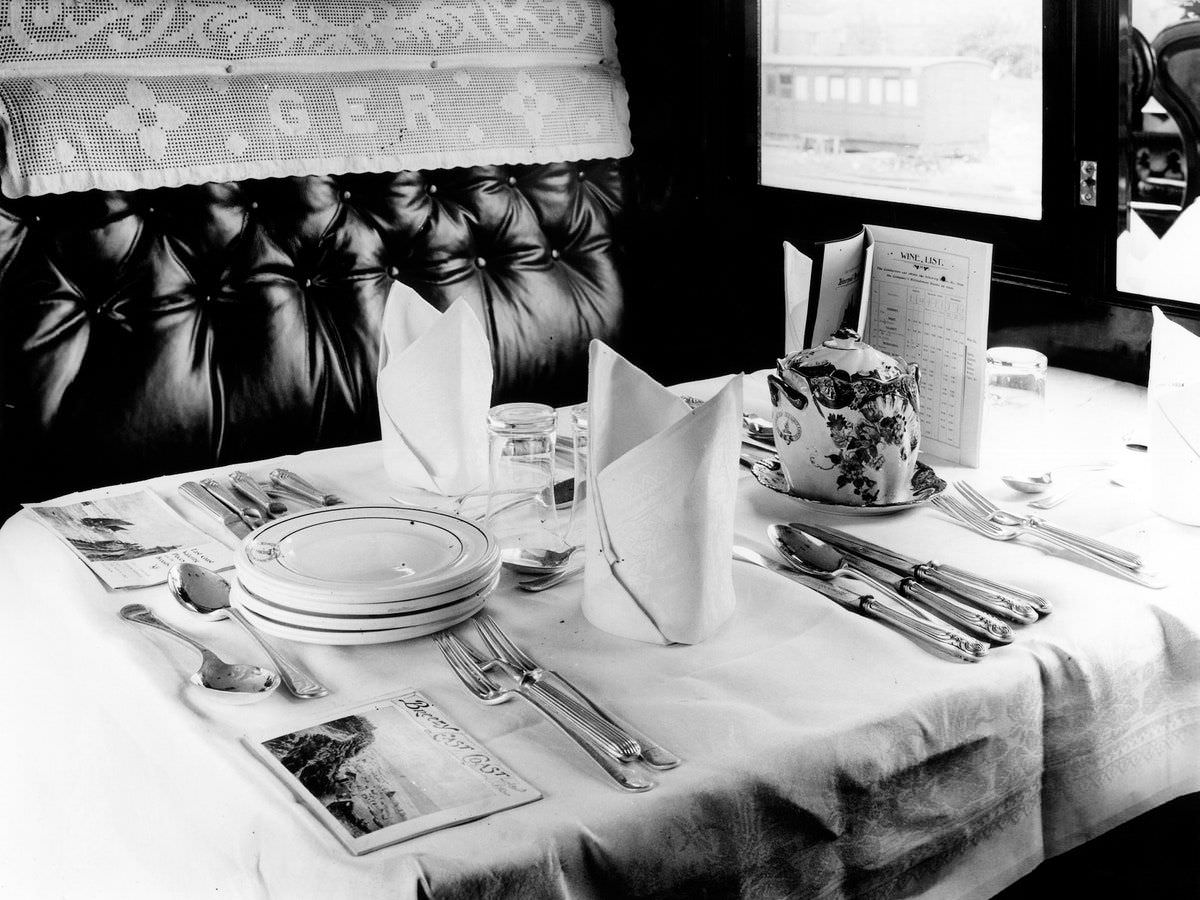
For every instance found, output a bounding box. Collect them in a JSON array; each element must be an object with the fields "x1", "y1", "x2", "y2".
[{"x1": 1023, "y1": 516, "x2": 1144, "y2": 569}]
